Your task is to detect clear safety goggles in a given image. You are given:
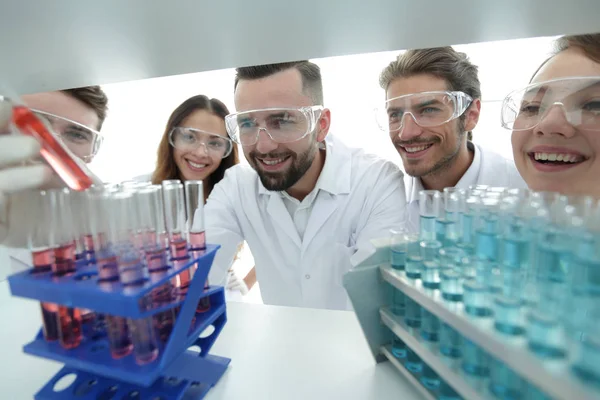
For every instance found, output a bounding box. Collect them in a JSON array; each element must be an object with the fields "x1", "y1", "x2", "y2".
[
  {"x1": 168, "y1": 127, "x2": 233, "y2": 158},
  {"x1": 225, "y1": 106, "x2": 324, "y2": 146},
  {"x1": 32, "y1": 109, "x2": 103, "y2": 160},
  {"x1": 502, "y1": 76, "x2": 600, "y2": 132},
  {"x1": 375, "y1": 91, "x2": 473, "y2": 133}
]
